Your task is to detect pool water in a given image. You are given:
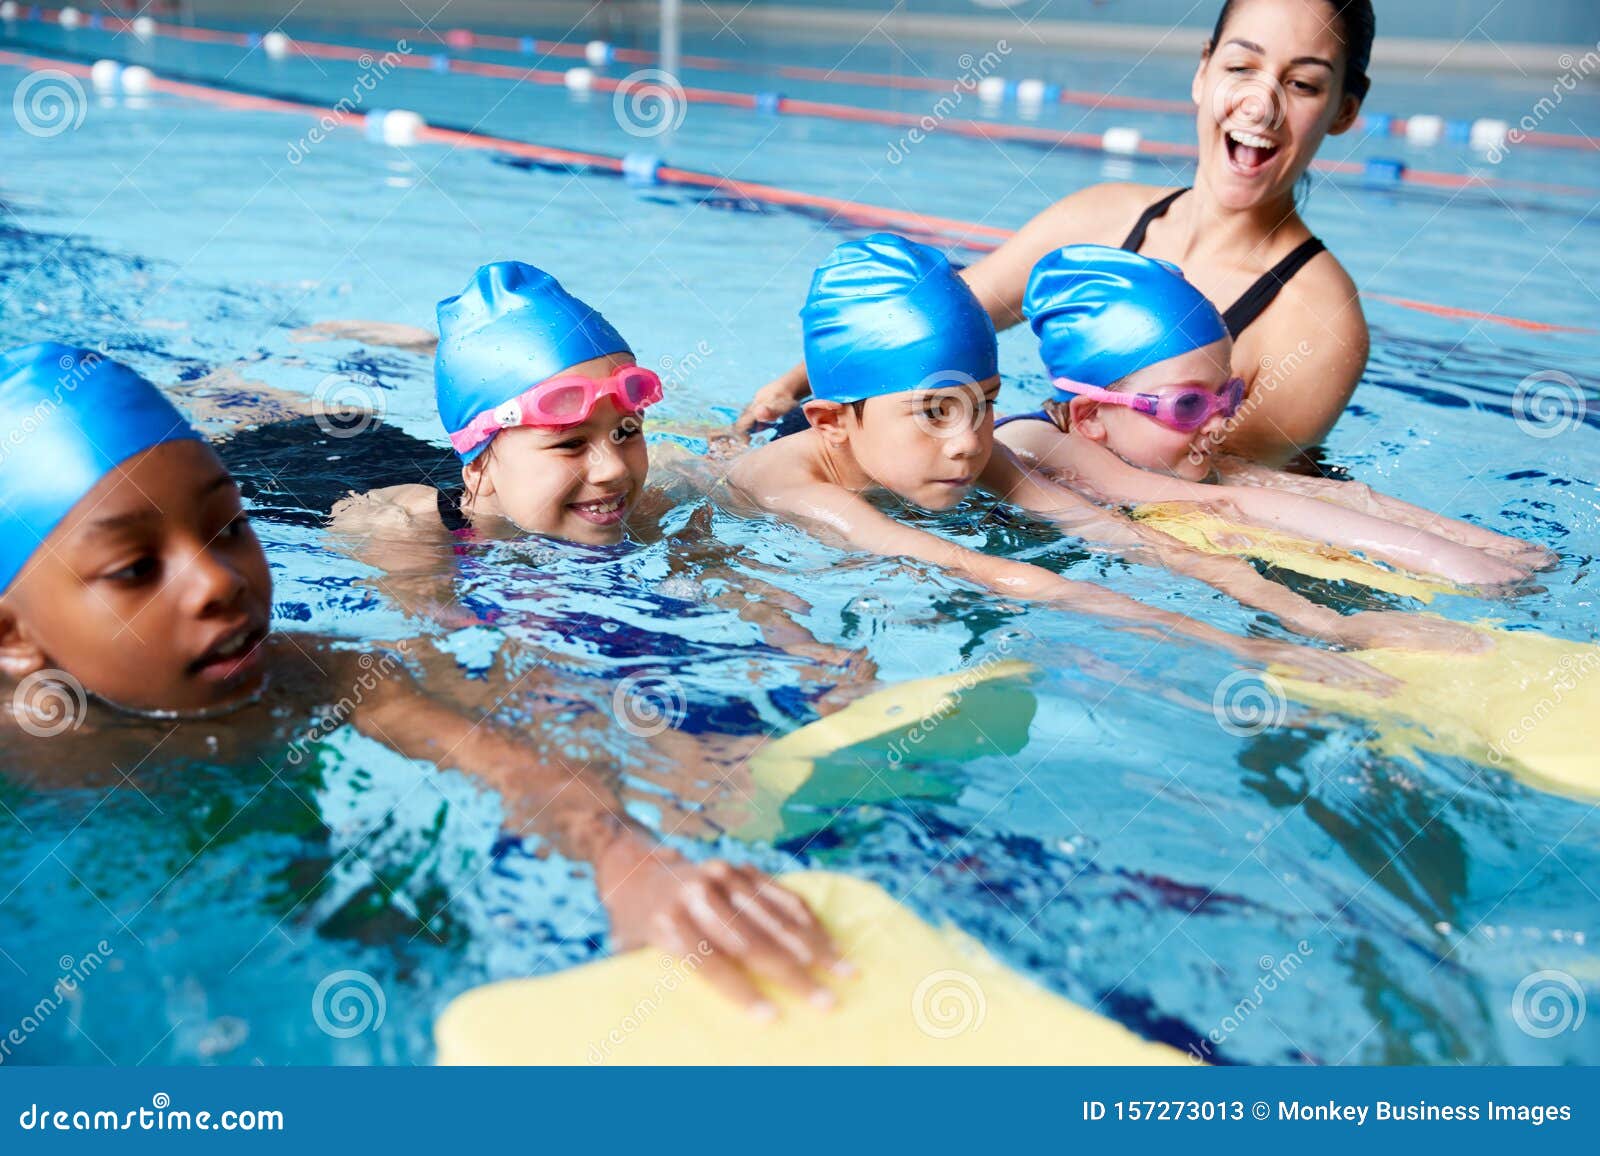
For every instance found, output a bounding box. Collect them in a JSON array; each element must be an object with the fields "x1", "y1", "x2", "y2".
[{"x1": 0, "y1": 12, "x2": 1597, "y2": 1065}]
